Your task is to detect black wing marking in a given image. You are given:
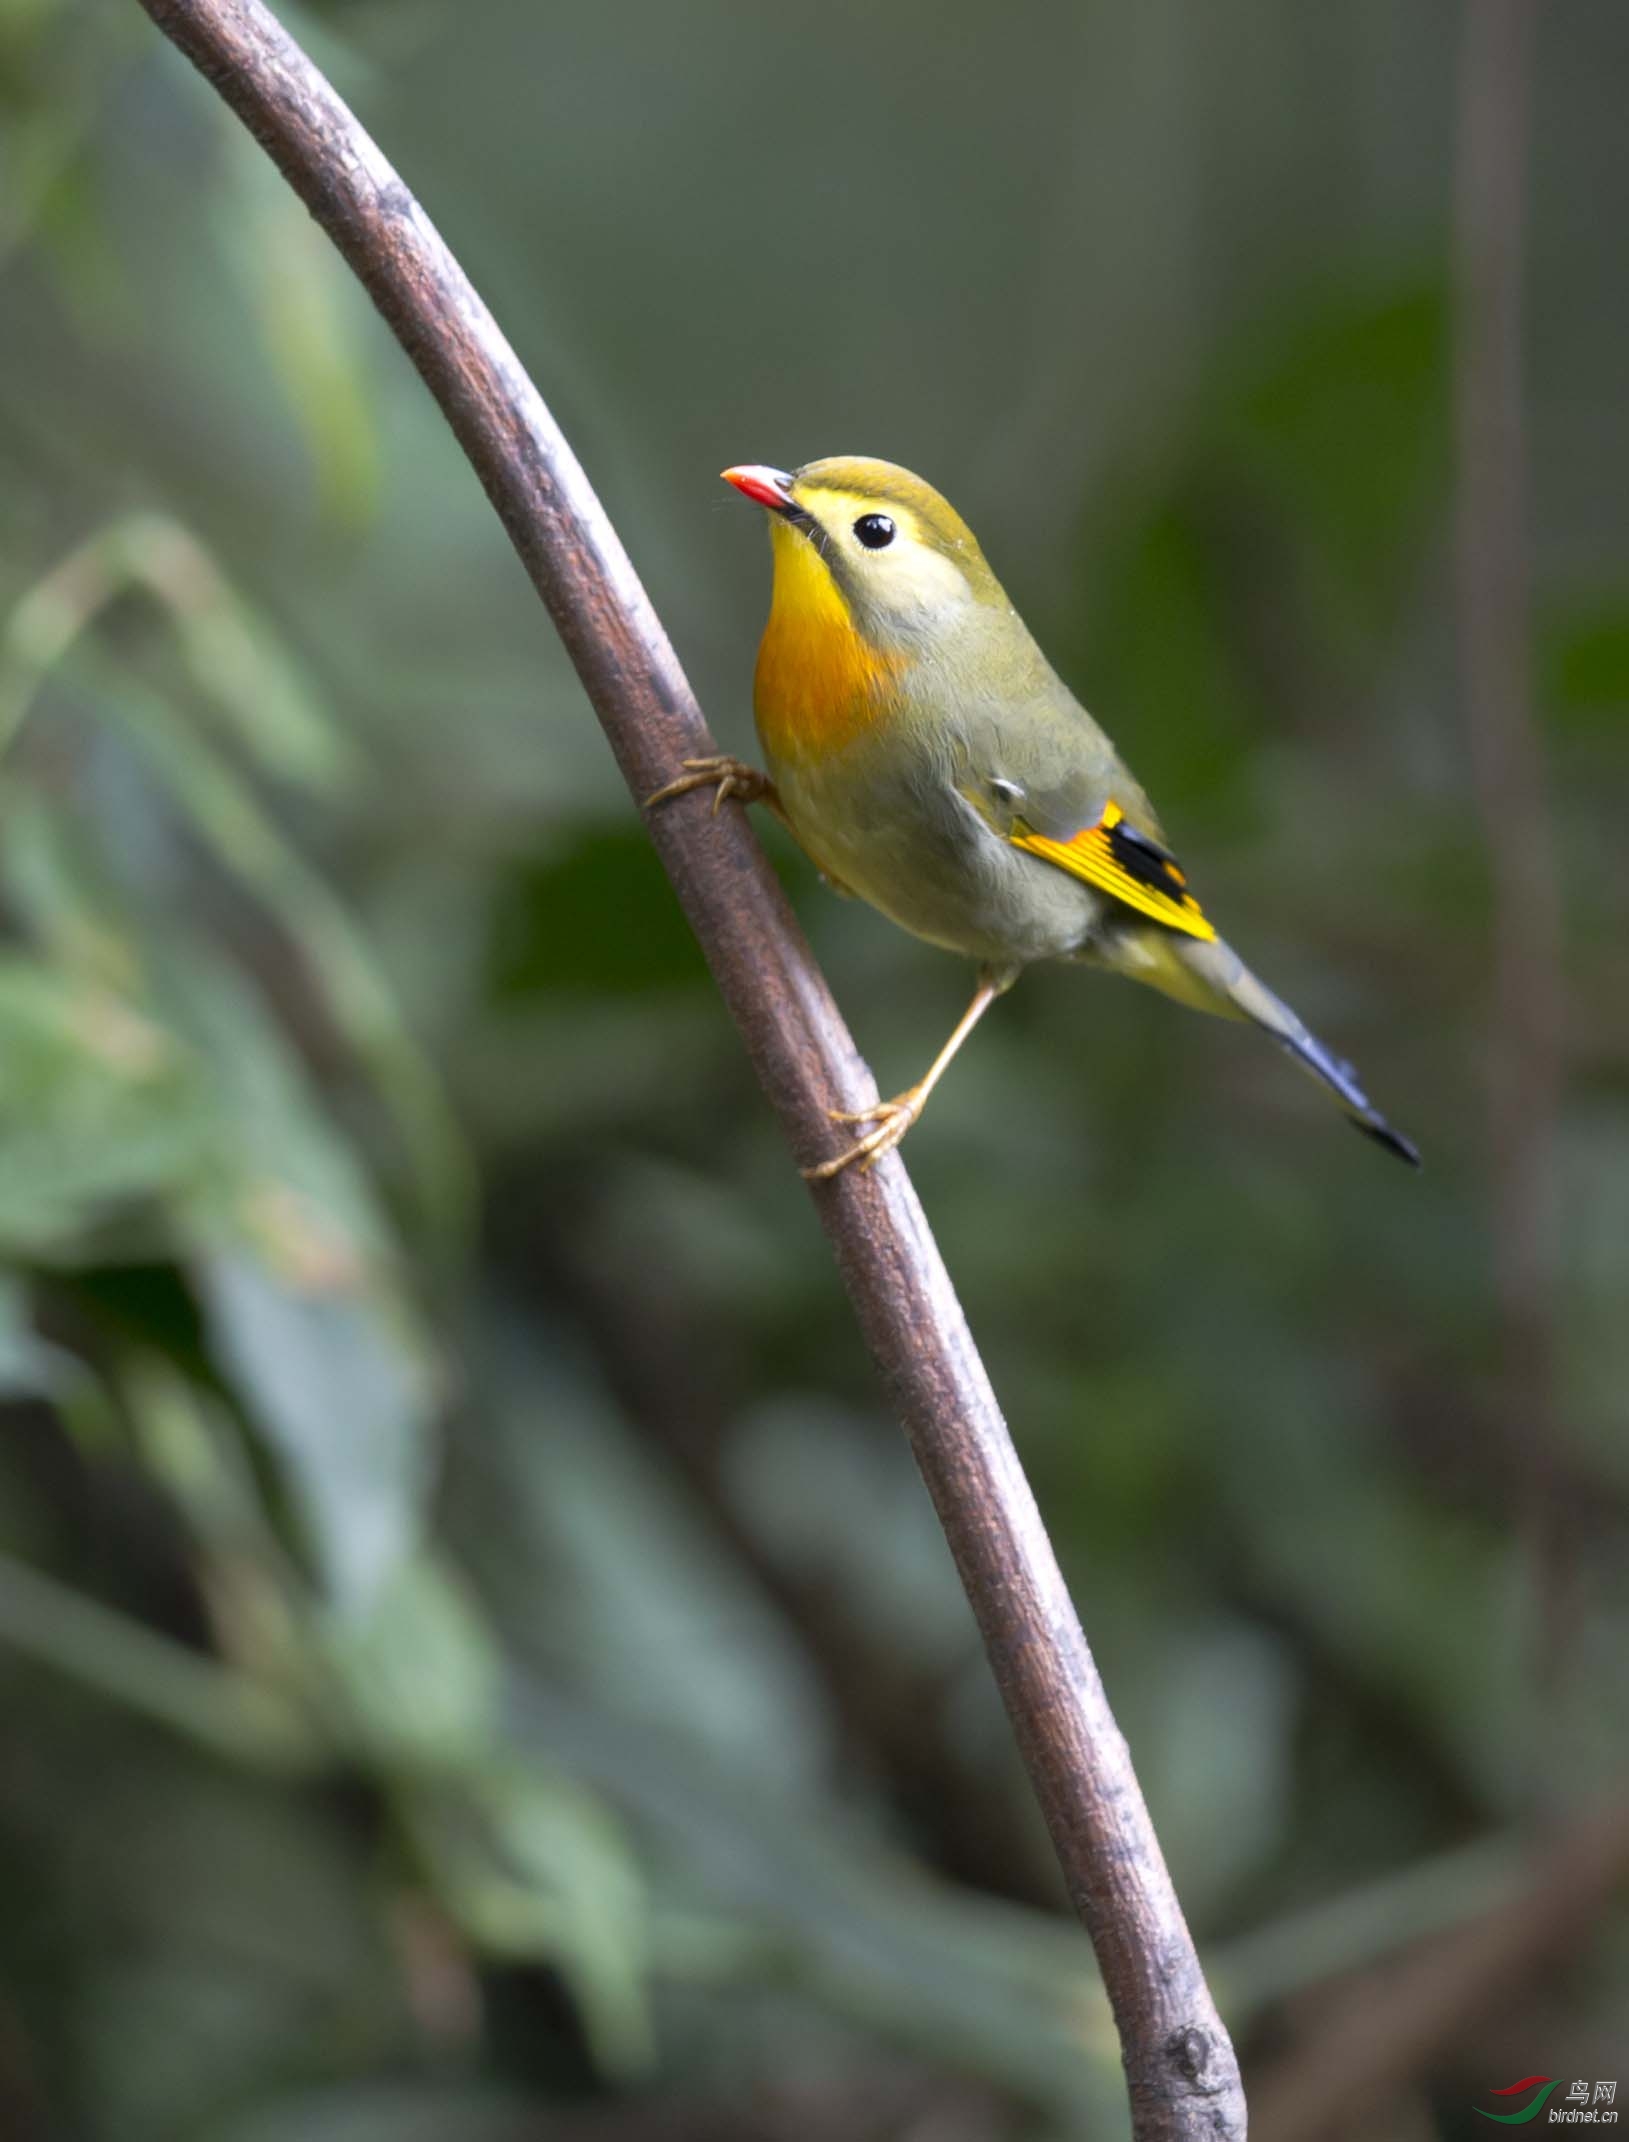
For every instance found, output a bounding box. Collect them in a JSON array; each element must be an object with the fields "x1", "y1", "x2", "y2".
[{"x1": 1105, "y1": 814, "x2": 1200, "y2": 909}]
